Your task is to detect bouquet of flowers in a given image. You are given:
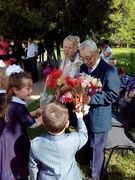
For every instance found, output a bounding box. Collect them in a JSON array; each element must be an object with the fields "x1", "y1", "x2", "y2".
[
  {"x1": 40, "y1": 68, "x2": 63, "y2": 107},
  {"x1": 59, "y1": 72, "x2": 102, "y2": 115}
]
